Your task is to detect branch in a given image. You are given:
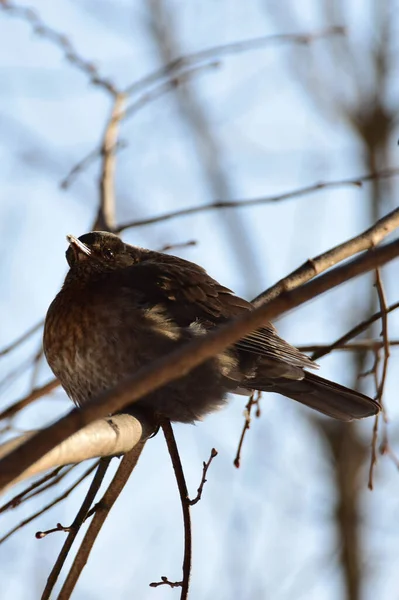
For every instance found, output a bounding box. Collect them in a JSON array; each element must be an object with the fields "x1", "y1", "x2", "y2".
[
  {"x1": 0, "y1": 1, "x2": 117, "y2": 94},
  {"x1": 0, "y1": 414, "x2": 149, "y2": 491},
  {"x1": 60, "y1": 61, "x2": 218, "y2": 190},
  {"x1": 125, "y1": 26, "x2": 345, "y2": 95},
  {"x1": 0, "y1": 320, "x2": 42, "y2": 357},
  {"x1": 297, "y1": 339, "x2": 399, "y2": 353},
  {"x1": 57, "y1": 445, "x2": 145, "y2": 599},
  {"x1": 310, "y1": 300, "x2": 399, "y2": 361},
  {"x1": 374, "y1": 269, "x2": 391, "y2": 404},
  {"x1": 116, "y1": 168, "x2": 399, "y2": 232},
  {"x1": 233, "y1": 392, "x2": 261, "y2": 469},
  {"x1": 368, "y1": 269, "x2": 391, "y2": 490},
  {"x1": 161, "y1": 420, "x2": 191, "y2": 599},
  {"x1": 0, "y1": 462, "x2": 98, "y2": 545},
  {"x1": 252, "y1": 205, "x2": 399, "y2": 306},
  {"x1": 0, "y1": 379, "x2": 59, "y2": 421},
  {"x1": 93, "y1": 93, "x2": 126, "y2": 232},
  {"x1": 42, "y1": 458, "x2": 112, "y2": 600},
  {"x1": 0, "y1": 466, "x2": 67, "y2": 513},
  {"x1": 1, "y1": 215, "x2": 398, "y2": 490},
  {"x1": 188, "y1": 448, "x2": 218, "y2": 505}
]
